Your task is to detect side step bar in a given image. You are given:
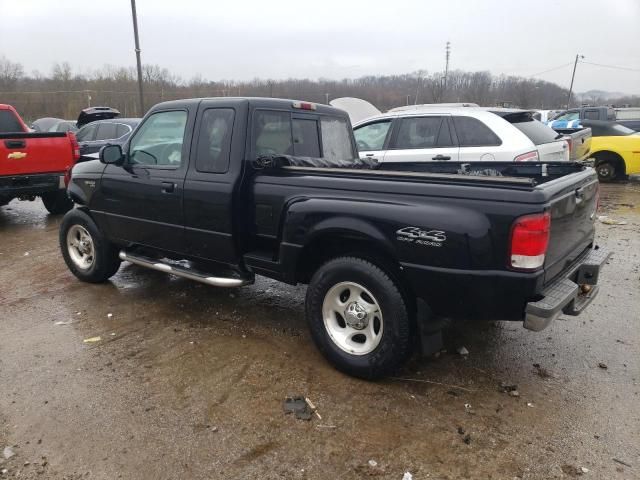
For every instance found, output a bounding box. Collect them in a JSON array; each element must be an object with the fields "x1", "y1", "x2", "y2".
[{"x1": 119, "y1": 251, "x2": 252, "y2": 288}]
